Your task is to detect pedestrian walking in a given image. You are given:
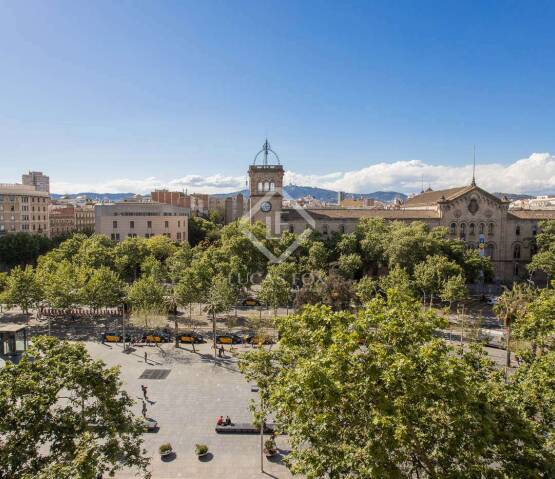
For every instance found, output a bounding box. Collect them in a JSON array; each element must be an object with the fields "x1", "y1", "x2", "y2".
[
  {"x1": 142, "y1": 400, "x2": 147, "y2": 418},
  {"x1": 141, "y1": 384, "x2": 148, "y2": 400},
  {"x1": 144, "y1": 351, "x2": 148, "y2": 363}
]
